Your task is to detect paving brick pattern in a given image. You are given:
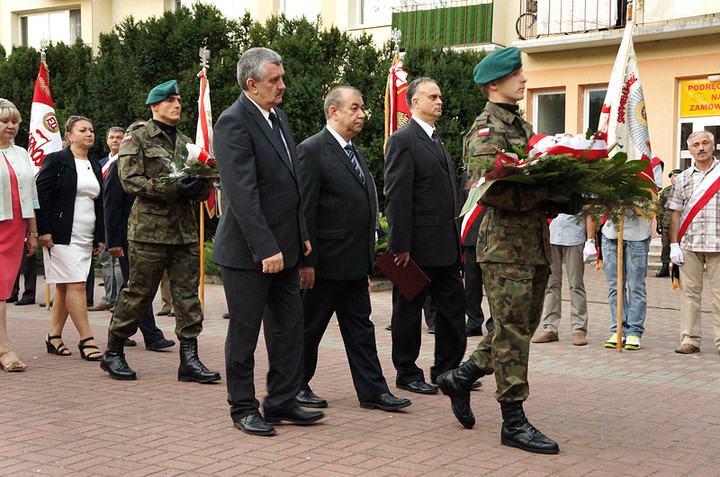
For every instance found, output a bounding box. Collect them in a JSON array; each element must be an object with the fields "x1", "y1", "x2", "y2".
[{"x1": 2, "y1": 262, "x2": 719, "y2": 476}]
